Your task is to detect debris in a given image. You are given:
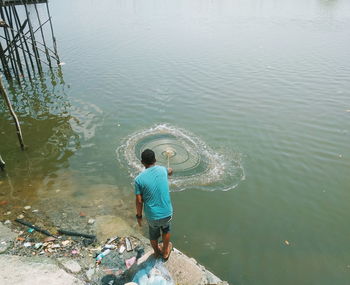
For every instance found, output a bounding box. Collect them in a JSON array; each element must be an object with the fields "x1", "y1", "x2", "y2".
[
  {"x1": 62, "y1": 240, "x2": 70, "y2": 246},
  {"x1": 32, "y1": 209, "x2": 39, "y2": 213},
  {"x1": 17, "y1": 214, "x2": 24, "y2": 219},
  {"x1": 83, "y1": 238, "x2": 95, "y2": 247},
  {"x1": 107, "y1": 236, "x2": 119, "y2": 244},
  {"x1": 23, "y1": 242, "x2": 32, "y2": 247},
  {"x1": 34, "y1": 243, "x2": 43, "y2": 249},
  {"x1": 24, "y1": 206, "x2": 31, "y2": 210},
  {"x1": 79, "y1": 212, "x2": 86, "y2": 217},
  {"x1": 27, "y1": 228, "x2": 35, "y2": 233},
  {"x1": 96, "y1": 249, "x2": 111, "y2": 264},
  {"x1": 125, "y1": 256, "x2": 136, "y2": 269},
  {"x1": 284, "y1": 240, "x2": 290, "y2": 246},
  {"x1": 4, "y1": 220, "x2": 11, "y2": 225},
  {"x1": 58, "y1": 229, "x2": 96, "y2": 239},
  {"x1": 44, "y1": 236, "x2": 56, "y2": 242},
  {"x1": 58, "y1": 62, "x2": 66, "y2": 66},
  {"x1": 0, "y1": 200, "x2": 8, "y2": 206},
  {"x1": 125, "y1": 237, "x2": 133, "y2": 252},
  {"x1": 88, "y1": 218, "x2": 95, "y2": 225},
  {"x1": 103, "y1": 244, "x2": 116, "y2": 249},
  {"x1": 71, "y1": 249, "x2": 79, "y2": 255},
  {"x1": 119, "y1": 245, "x2": 126, "y2": 254},
  {"x1": 51, "y1": 244, "x2": 61, "y2": 249},
  {"x1": 4, "y1": 211, "x2": 11, "y2": 215},
  {"x1": 55, "y1": 189, "x2": 61, "y2": 193},
  {"x1": 17, "y1": 237, "x2": 25, "y2": 242},
  {"x1": 15, "y1": 219, "x2": 57, "y2": 237}
]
